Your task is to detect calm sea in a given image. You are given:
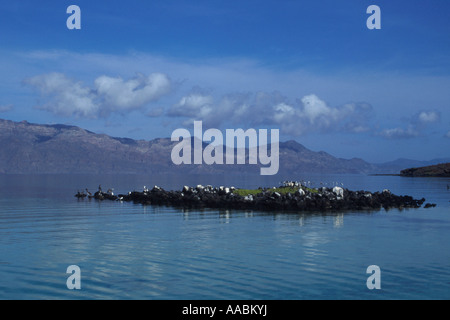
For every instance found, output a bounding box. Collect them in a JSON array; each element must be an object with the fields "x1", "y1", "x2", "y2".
[{"x1": 0, "y1": 173, "x2": 449, "y2": 300}]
